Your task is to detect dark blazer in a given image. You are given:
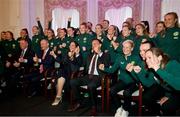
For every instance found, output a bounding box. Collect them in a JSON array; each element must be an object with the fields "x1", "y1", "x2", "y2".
[
  {"x1": 85, "y1": 51, "x2": 111, "y2": 77},
  {"x1": 40, "y1": 49, "x2": 55, "y2": 71},
  {"x1": 18, "y1": 47, "x2": 35, "y2": 73},
  {"x1": 64, "y1": 52, "x2": 83, "y2": 73}
]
